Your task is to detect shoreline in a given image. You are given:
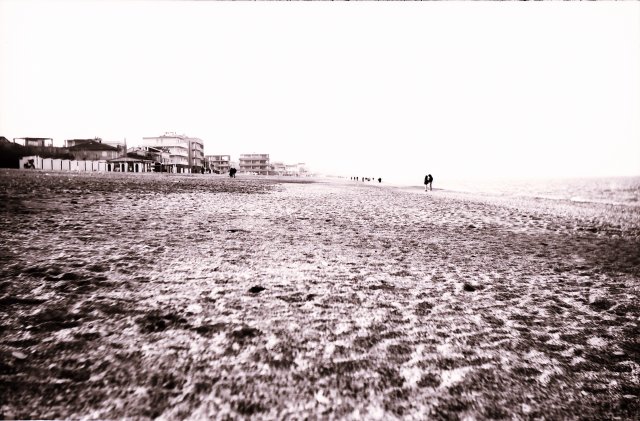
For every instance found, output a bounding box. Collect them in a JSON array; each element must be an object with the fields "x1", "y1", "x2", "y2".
[{"x1": 5, "y1": 168, "x2": 639, "y2": 209}]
